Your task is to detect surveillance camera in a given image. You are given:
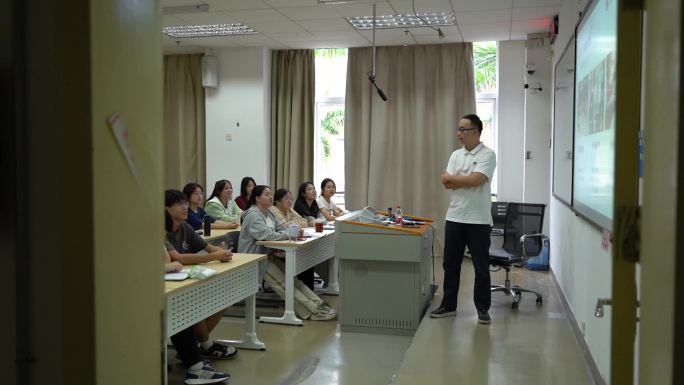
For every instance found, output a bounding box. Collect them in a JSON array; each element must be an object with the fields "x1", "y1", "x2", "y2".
[{"x1": 525, "y1": 64, "x2": 537, "y2": 75}]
